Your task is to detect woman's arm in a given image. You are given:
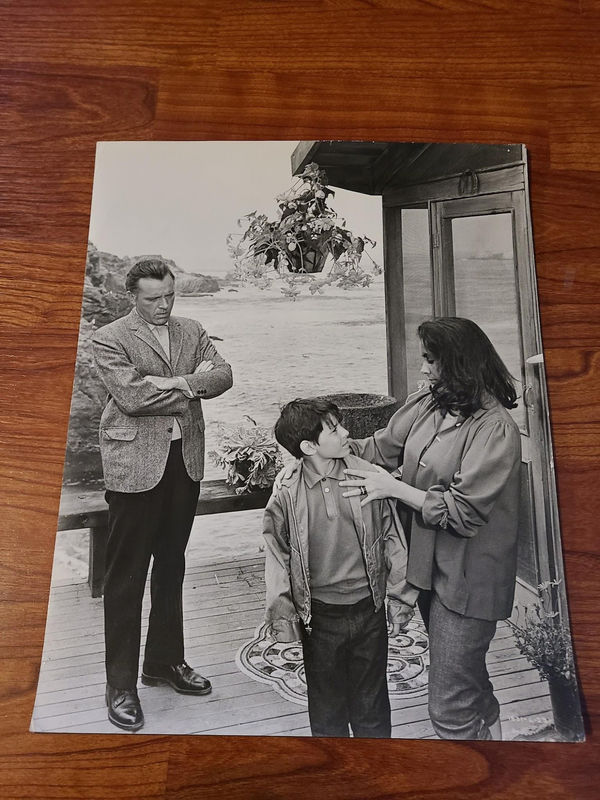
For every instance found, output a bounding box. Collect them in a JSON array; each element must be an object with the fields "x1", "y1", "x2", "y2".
[
  {"x1": 343, "y1": 418, "x2": 521, "y2": 538},
  {"x1": 350, "y1": 389, "x2": 429, "y2": 468},
  {"x1": 421, "y1": 420, "x2": 521, "y2": 537}
]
